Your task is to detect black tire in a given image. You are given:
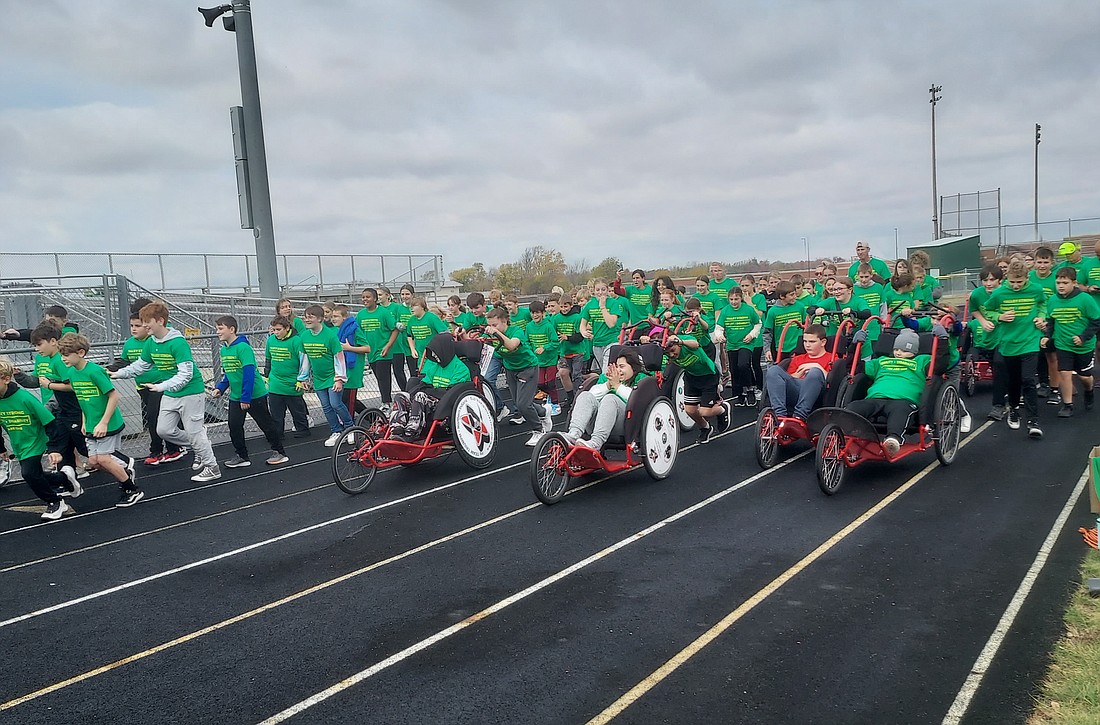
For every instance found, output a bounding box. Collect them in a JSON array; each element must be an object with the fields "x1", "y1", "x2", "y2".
[
  {"x1": 755, "y1": 407, "x2": 780, "y2": 469},
  {"x1": 671, "y1": 369, "x2": 696, "y2": 431},
  {"x1": 355, "y1": 407, "x2": 388, "y2": 437},
  {"x1": 531, "y1": 432, "x2": 571, "y2": 505},
  {"x1": 331, "y1": 426, "x2": 376, "y2": 495},
  {"x1": 451, "y1": 390, "x2": 497, "y2": 469},
  {"x1": 933, "y1": 383, "x2": 961, "y2": 465},
  {"x1": 816, "y1": 423, "x2": 846, "y2": 496},
  {"x1": 640, "y1": 396, "x2": 679, "y2": 480},
  {"x1": 962, "y1": 354, "x2": 978, "y2": 397}
]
